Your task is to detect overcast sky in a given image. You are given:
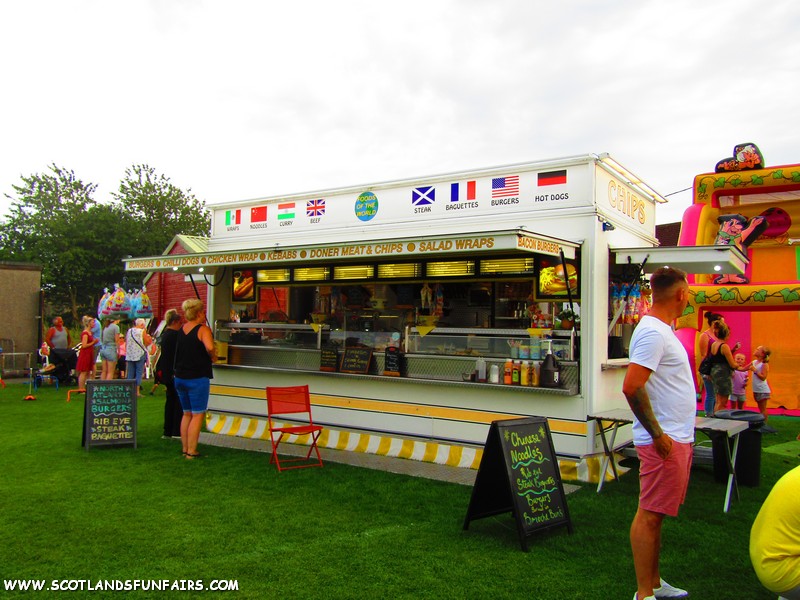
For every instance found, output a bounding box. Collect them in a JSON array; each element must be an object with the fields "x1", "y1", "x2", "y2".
[{"x1": 1, "y1": 0, "x2": 798, "y2": 225}]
